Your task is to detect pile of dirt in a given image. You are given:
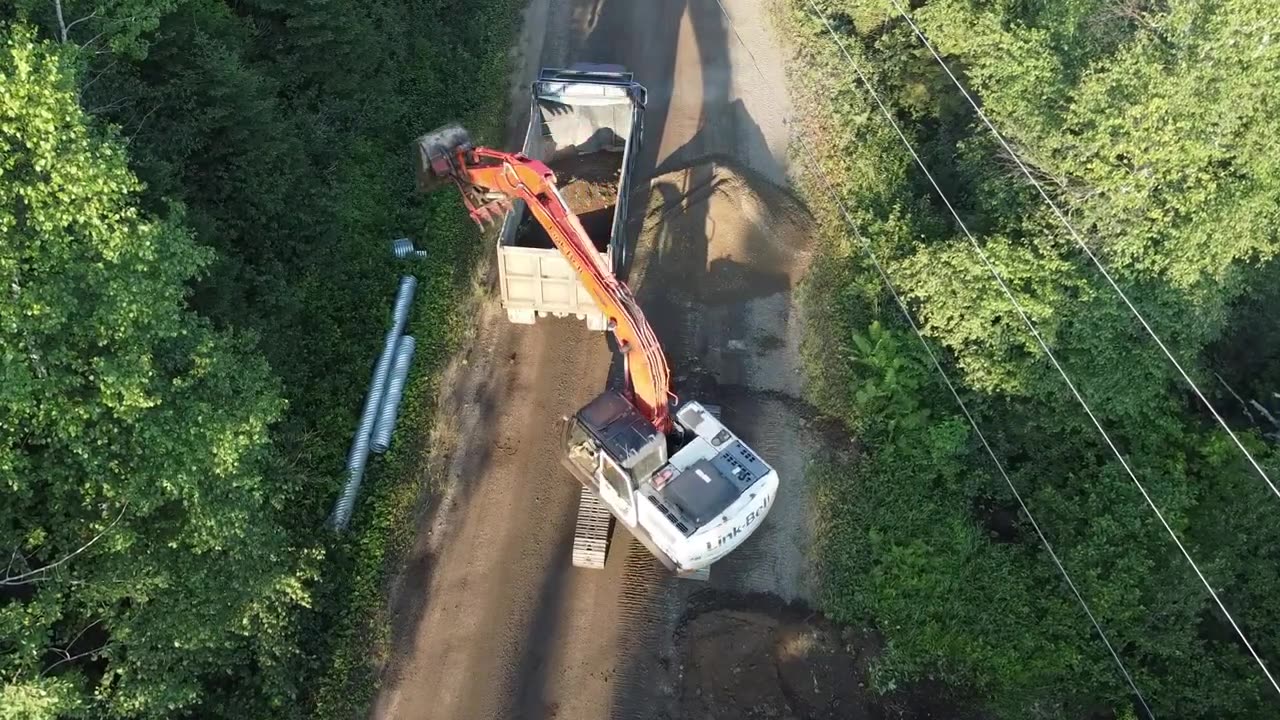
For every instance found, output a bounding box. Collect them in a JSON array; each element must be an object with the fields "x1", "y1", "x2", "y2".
[
  {"x1": 672, "y1": 597, "x2": 986, "y2": 720},
  {"x1": 638, "y1": 158, "x2": 815, "y2": 306},
  {"x1": 550, "y1": 151, "x2": 621, "y2": 215},
  {"x1": 517, "y1": 151, "x2": 621, "y2": 251},
  {"x1": 675, "y1": 604, "x2": 870, "y2": 720}
]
